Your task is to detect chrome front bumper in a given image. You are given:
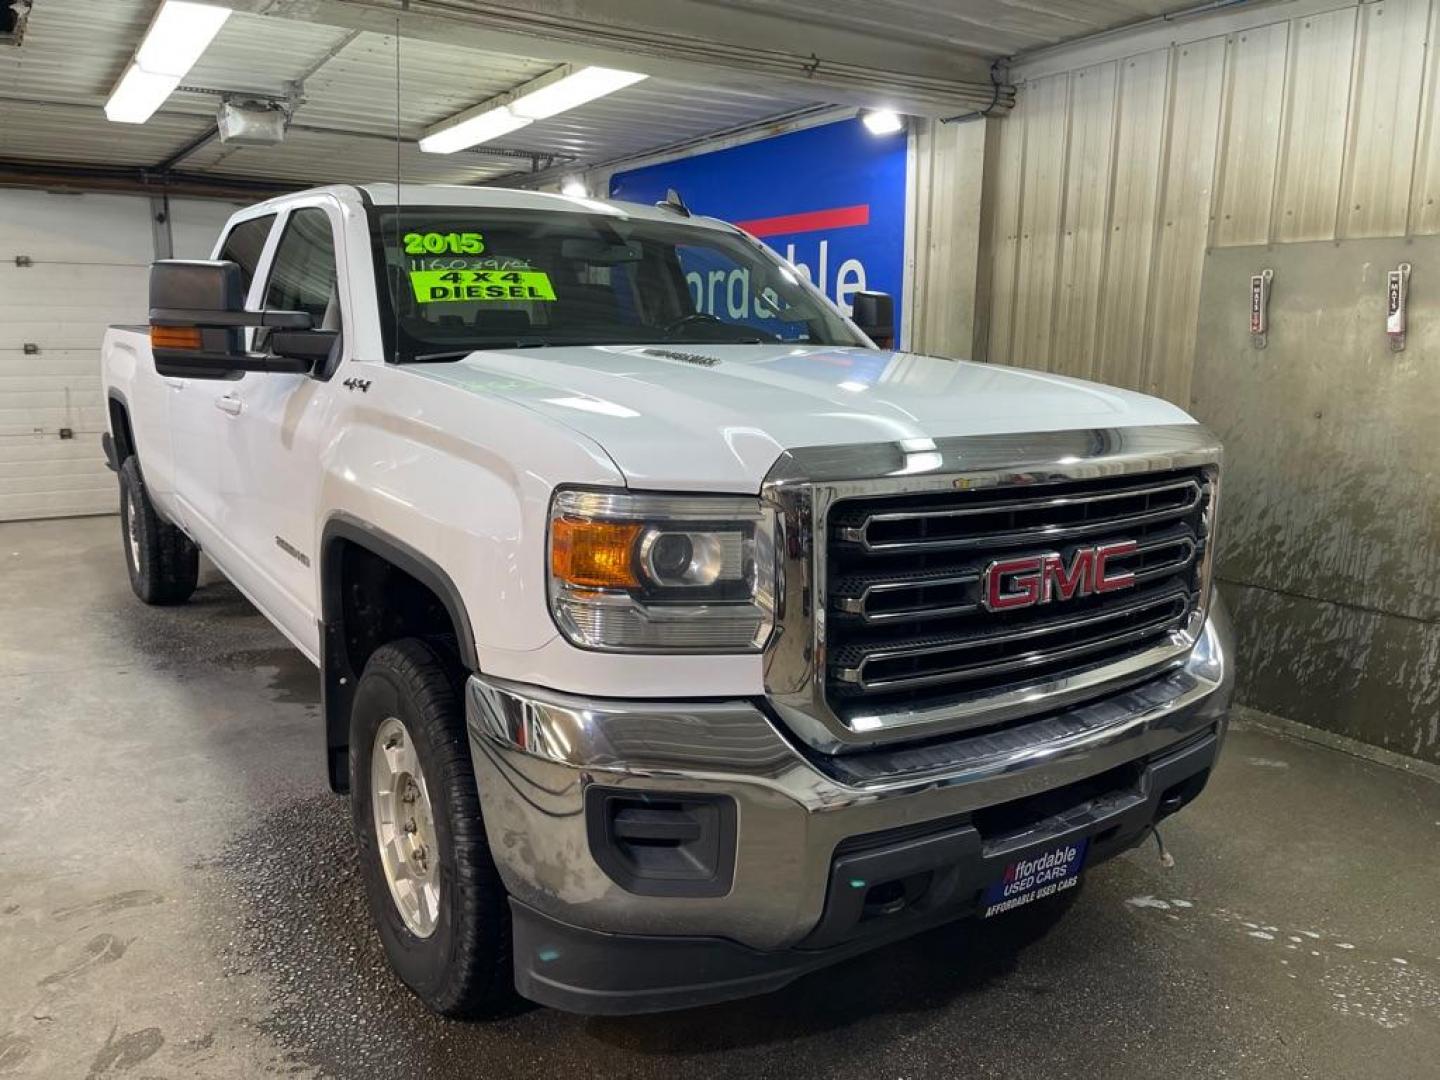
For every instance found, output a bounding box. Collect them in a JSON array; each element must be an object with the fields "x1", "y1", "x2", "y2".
[{"x1": 466, "y1": 597, "x2": 1234, "y2": 953}]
